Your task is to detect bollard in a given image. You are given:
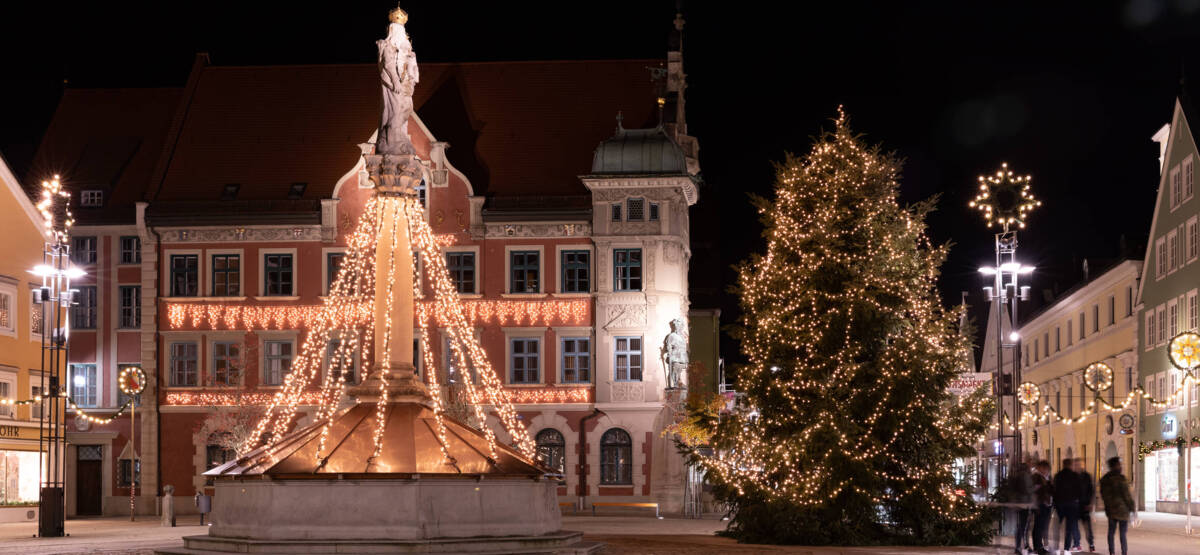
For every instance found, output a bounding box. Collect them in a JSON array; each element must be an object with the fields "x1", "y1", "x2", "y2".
[{"x1": 162, "y1": 485, "x2": 176, "y2": 527}]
